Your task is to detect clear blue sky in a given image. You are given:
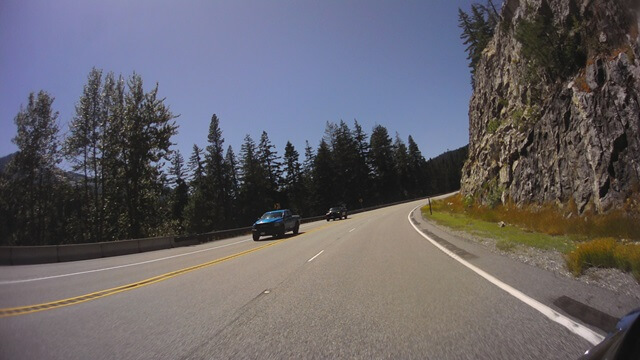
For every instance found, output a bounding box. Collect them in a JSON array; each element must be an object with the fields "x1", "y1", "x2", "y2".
[{"x1": 0, "y1": 0, "x2": 474, "y2": 163}]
